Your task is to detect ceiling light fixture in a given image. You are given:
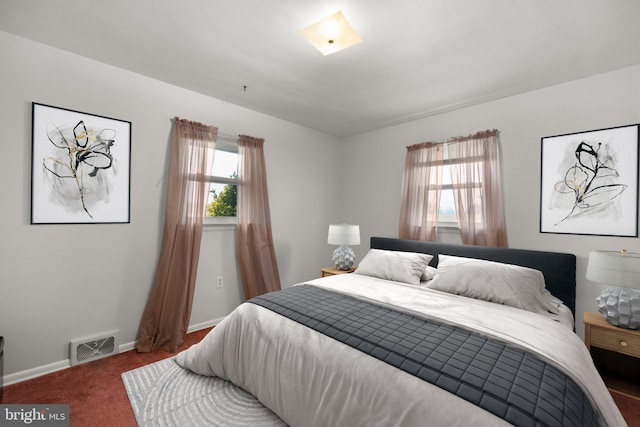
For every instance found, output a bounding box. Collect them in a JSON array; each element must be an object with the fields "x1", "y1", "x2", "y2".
[{"x1": 300, "y1": 10, "x2": 362, "y2": 56}]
